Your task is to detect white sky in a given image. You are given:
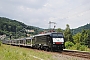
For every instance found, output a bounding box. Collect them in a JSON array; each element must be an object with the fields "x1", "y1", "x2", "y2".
[{"x1": 0, "y1": 0, "x2": 90, "y2": 29}]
